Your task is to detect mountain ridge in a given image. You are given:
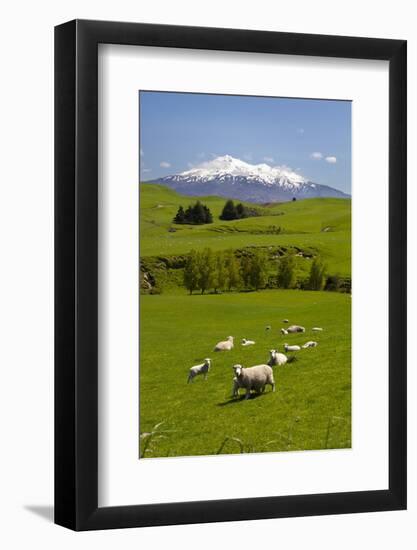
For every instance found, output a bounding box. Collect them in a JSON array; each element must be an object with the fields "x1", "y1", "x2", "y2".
[{"x1": 146, "y1": 155, "x2": 350, "y2": 203}]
